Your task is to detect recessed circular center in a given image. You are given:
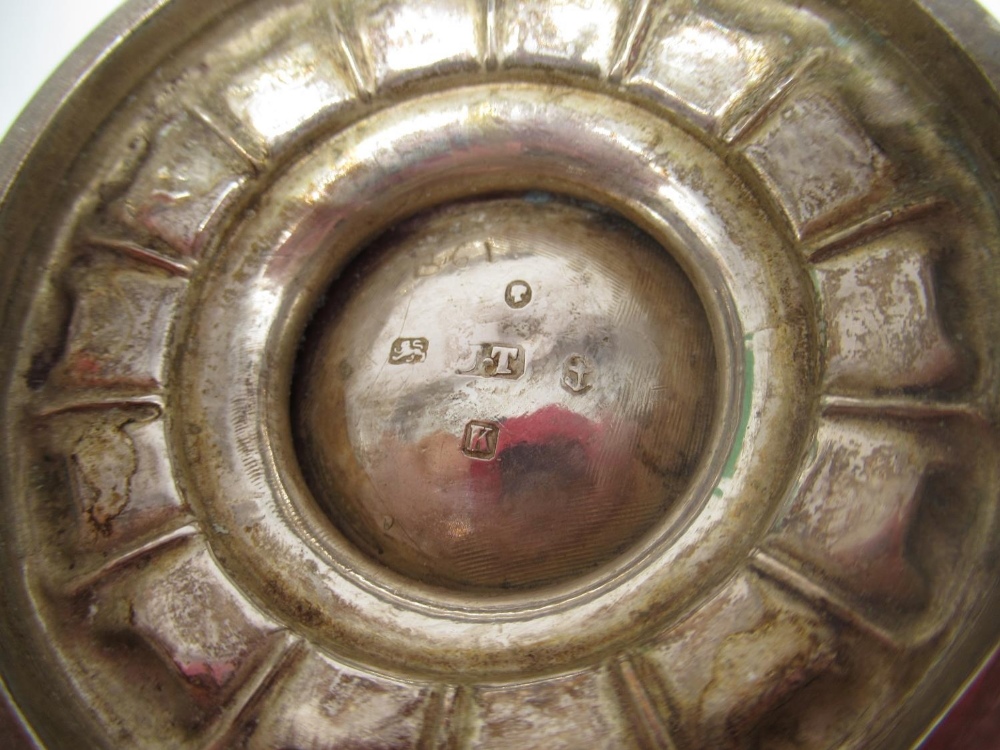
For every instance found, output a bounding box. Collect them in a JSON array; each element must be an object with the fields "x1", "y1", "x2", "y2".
[{"x1": 293, "y1": 196, "x2": 717, "y2": 591}]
